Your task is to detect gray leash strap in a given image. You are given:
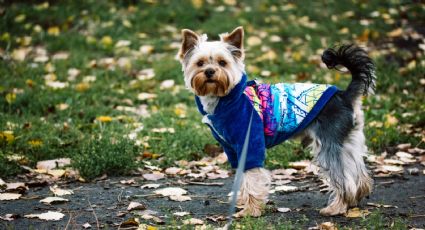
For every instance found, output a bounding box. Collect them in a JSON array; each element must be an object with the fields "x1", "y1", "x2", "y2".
[{"x1": 225, "y1": 109, "x2": 254, "y2": 229}]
